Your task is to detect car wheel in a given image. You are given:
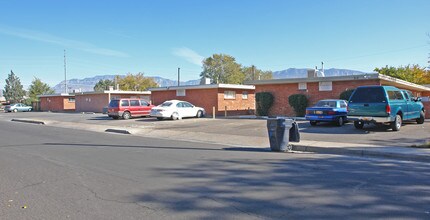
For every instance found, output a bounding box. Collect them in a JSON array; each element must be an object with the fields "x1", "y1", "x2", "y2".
[
  {"x1": 157, "y1": 117, "x2": 164, "y2": 121},
  {"x1": 122, "y1": 111, "x2": 131, "y2": 120},
  {"x1": 310, "y1": 121, "x2": 317, "y2": 126},
  {"x1": 336, "y1": 117, "x2": 344, "y2": 127},
  {"x1": 390, "y1": 114, "x2": 402, "y2": 131},
  {"x1": 13, "y1": 109, "x2": 17, "y2": 112},
  {"x1": 416, "y1": 111, "x2": 425, "y2": 124},
  {"x1": 354, "y1": 121, "x2": 364, "y2": 129},
  {"x1": 28, "y1": 108, "x2": 32, "y2": 112},
  {"x1": 171, "y1": 112, "x2": 180, "y2": 120},
  {"x1": 196, "y1": 110, "x2": 203, "y2": 118}
]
